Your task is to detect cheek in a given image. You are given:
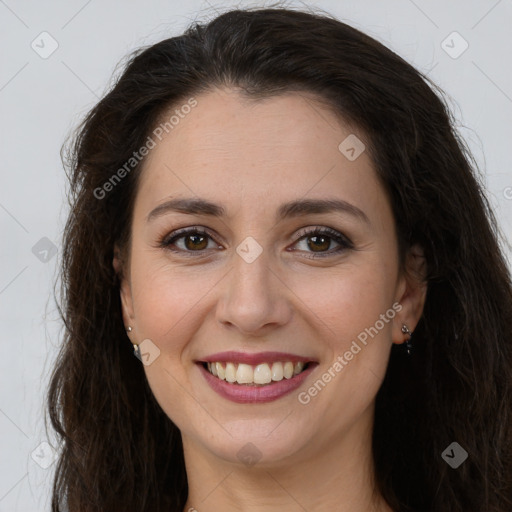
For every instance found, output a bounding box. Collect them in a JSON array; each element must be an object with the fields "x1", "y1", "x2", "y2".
[
  {"x1": 129, "y1": 254, "x2": 219, "y2": 350},
  {"x1": 288, "y1": 261, "x2": 395, "y2": 345},
  {"x1": 286, "y1": 265, "x2": 396, "y2": 441}
]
